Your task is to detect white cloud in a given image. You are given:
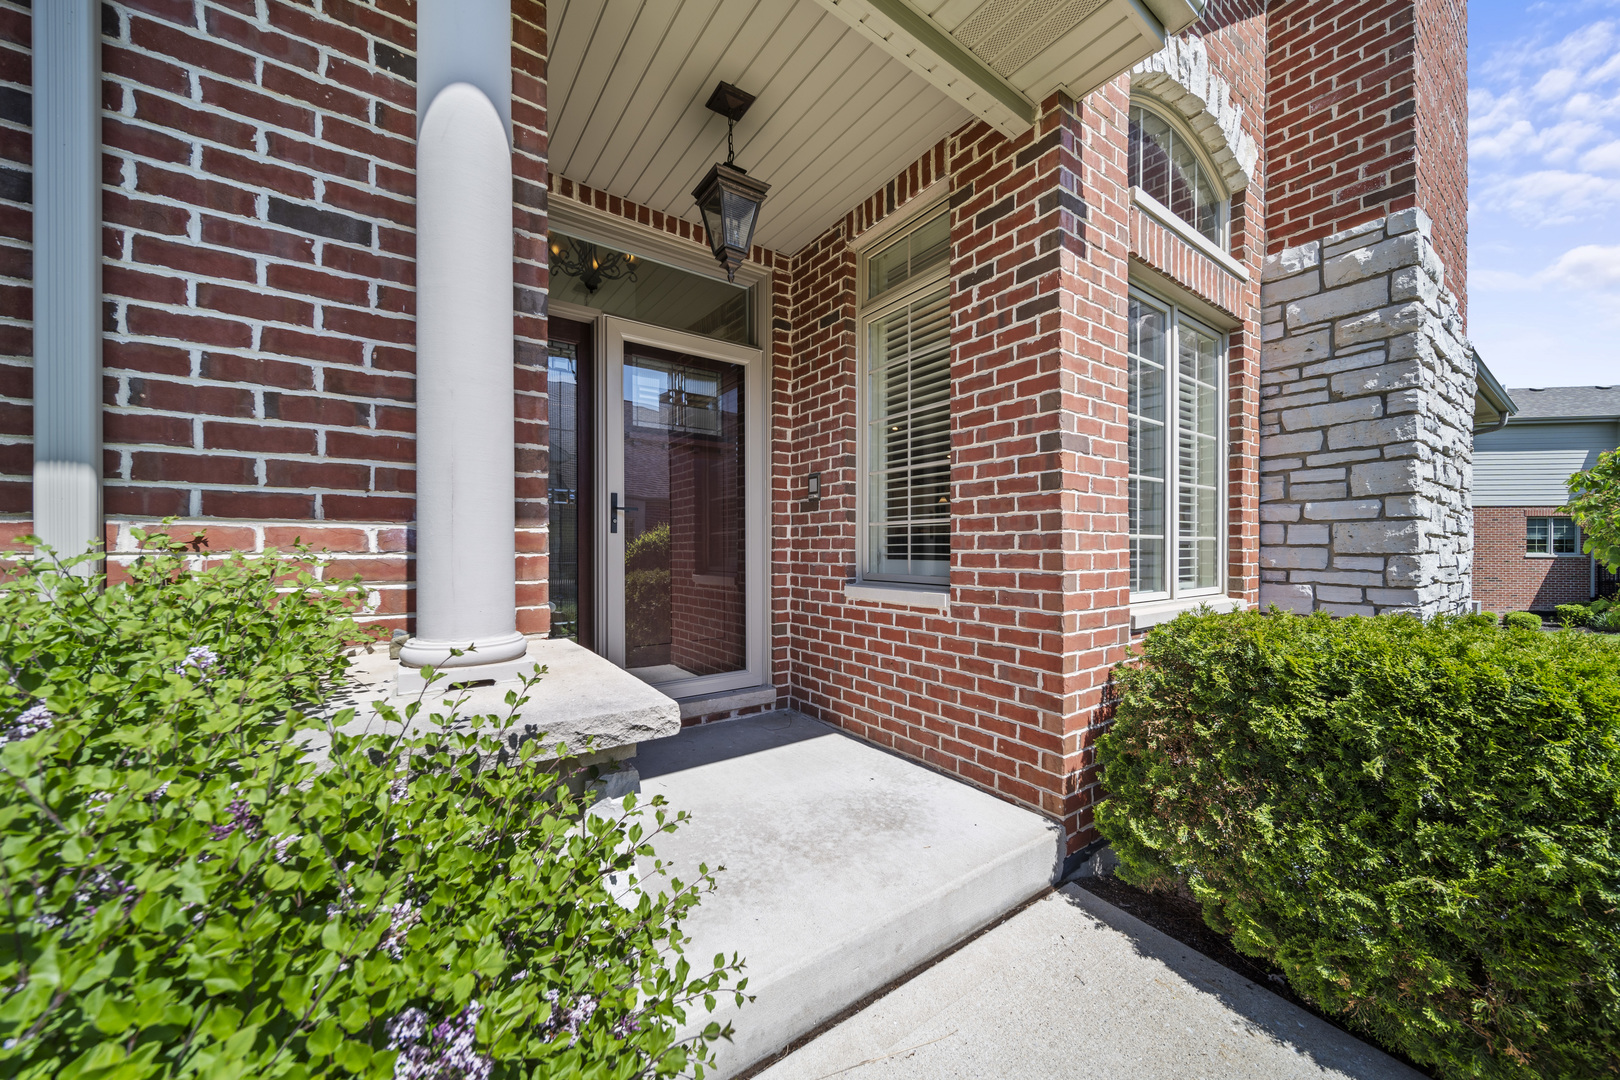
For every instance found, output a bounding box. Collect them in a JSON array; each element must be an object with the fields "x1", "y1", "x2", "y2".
[
  {"x1": 1579, "y1": 138, "x2": 1620, "y2": 171},
  {"x1": 1471, "y1": 244, "x2": 1620, "y2": 295},
  {"x1": 1472, "y1": 169, "x2": 1620, "y2": 225},
  {"x1": 1545, "y1": 244, "x2": 1620, "y2": 290}
]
